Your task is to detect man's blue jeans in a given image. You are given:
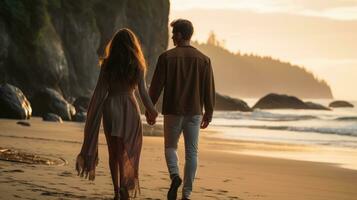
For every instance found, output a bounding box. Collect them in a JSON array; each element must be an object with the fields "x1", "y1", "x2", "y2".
[{"x1": 164, "y1": 115, "x2": 202, "y2": 199}]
